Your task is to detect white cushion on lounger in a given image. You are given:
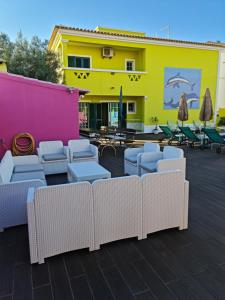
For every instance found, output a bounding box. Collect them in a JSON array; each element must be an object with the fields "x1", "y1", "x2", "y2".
[
  {"x1": 139, "y1": 162, "x2": 157, "y2": 172},
  {"x1": 42, "y1": 153, "x2": 67, "y2": 161},
  {"x1": 73, "y1": 151, "x2": 94, "y2": 159},
  {"x1": 11, "y1": 171, "x2": 46, "y2": 182},
  {"x1": 125, "y1": 155, "x2": 138, "y2": 164},
  {"x1": 14, "y1": 164, "x2": 43, "y2": 173}
]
